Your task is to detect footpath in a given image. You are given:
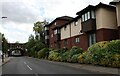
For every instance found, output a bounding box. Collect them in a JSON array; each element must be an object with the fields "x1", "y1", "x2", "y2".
[{"x1": 0, "y1": 57, "x2": 11, "y2": 67}]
